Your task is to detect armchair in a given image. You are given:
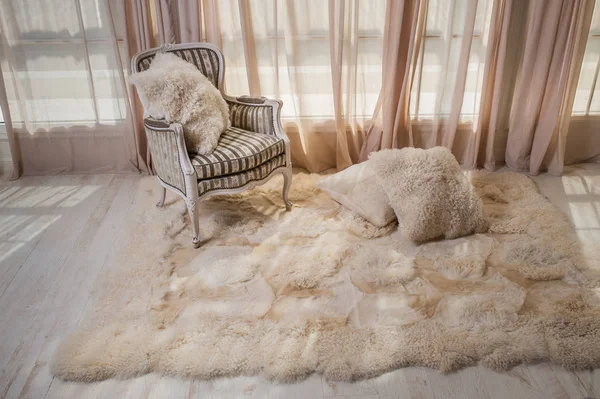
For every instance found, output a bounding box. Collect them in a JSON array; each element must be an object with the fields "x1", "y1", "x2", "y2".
[{"x1": 131, "y1": 43, "x2": 292, "y2": 247}]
